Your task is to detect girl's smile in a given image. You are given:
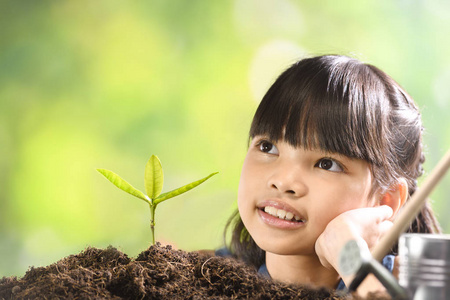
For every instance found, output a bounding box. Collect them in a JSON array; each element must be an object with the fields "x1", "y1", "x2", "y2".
[
  {"x1": 257, "y1": 199, "x2": 307, "y2": 229},
  {"x1": 237, "y1": 136, "x2": 375, "y2": 256}
]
